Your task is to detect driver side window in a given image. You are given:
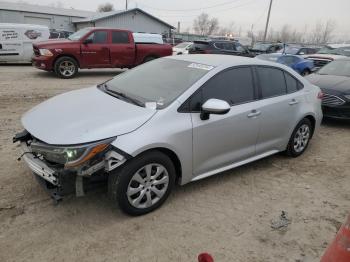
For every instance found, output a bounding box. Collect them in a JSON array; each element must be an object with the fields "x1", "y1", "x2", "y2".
[
  {"x1": 184, "y1": 67, "x2": 256, "y2": 112},
  {"x1": 86, "y1": 31, "x2": 108, "y2": 44}
]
